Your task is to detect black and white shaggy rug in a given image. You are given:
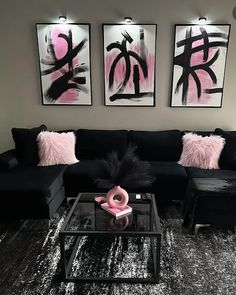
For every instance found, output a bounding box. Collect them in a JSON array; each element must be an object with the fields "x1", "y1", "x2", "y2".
[{"x1": 0, "y1": 202, "x2": 236, "y2": 295}]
